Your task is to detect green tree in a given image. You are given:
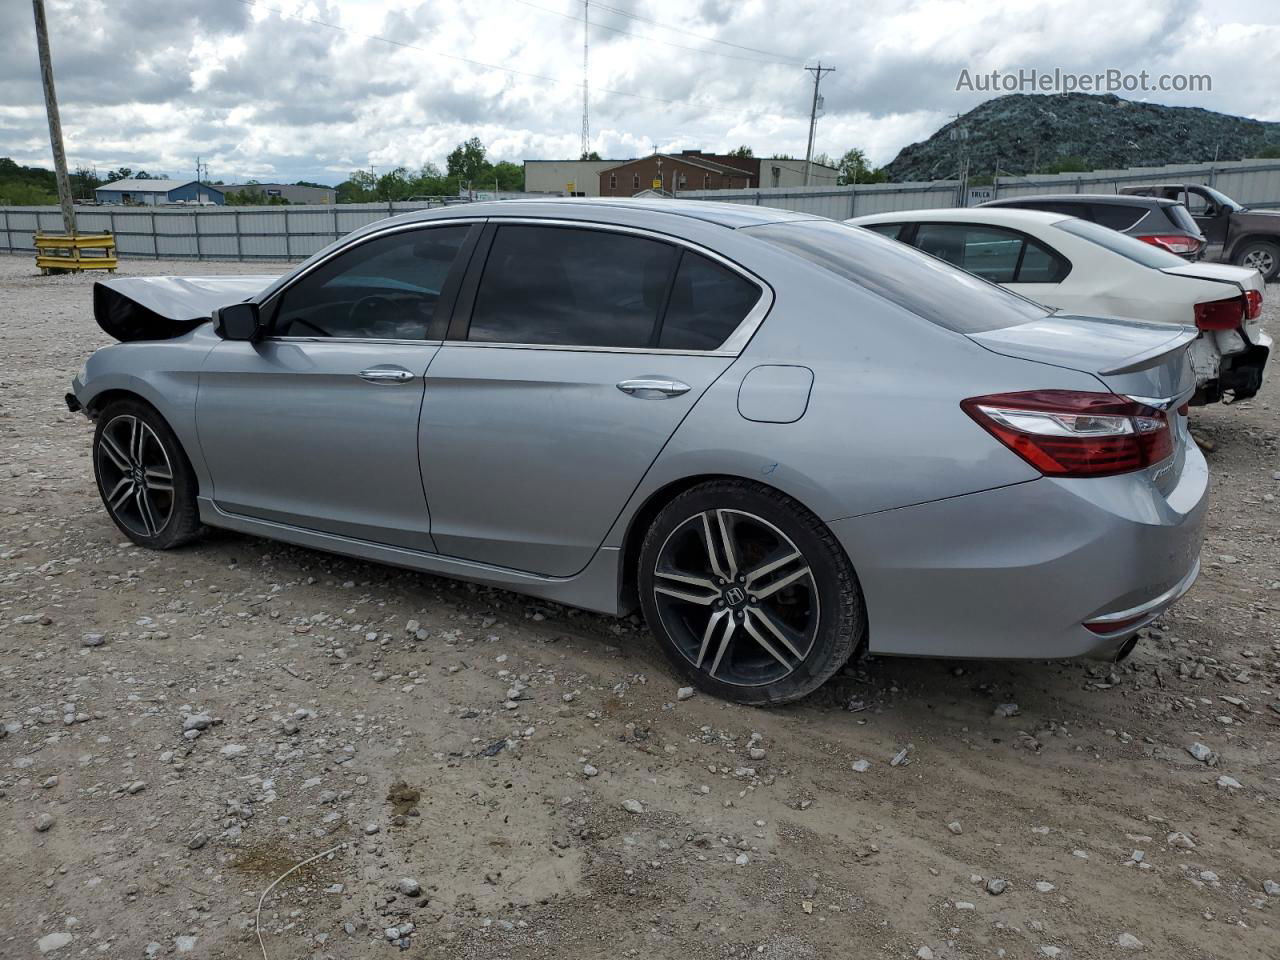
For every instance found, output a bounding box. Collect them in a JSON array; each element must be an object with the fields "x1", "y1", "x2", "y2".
[
  {"x1": 580, "y1": 150, "x2": 602, "y2": 161},
  {"x1": 728, "y1": 145, "x2": 754, "y2": 158},
  {"x1": 446, "y1": 137, "x2": 488, "y2": 183},
  {"x1": 71, "y1": 164, "x2": 102, "y2": 199},
  {"x1": 1043, "y1": 156, "x2": 1089, "y2": 174},
  {"x1": 106, "y1": 167, "x2": 133, "y2": 183}
]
